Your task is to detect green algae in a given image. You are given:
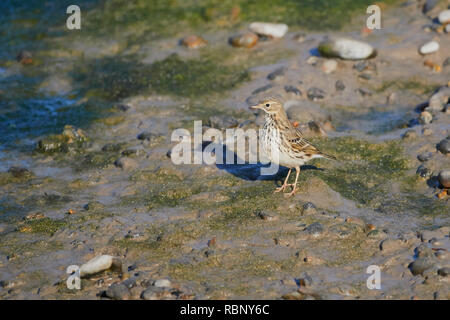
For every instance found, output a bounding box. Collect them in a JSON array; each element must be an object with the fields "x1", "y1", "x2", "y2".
[
  {"x1": 305, "y1": 137, "x2": 409, "y2": 206},
  {"x1": 83, "y1": 0, "x2": 401, "y2": 37},
  {"x1": 21, "y1": 217, "x2": 68, "y2": 236}
]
